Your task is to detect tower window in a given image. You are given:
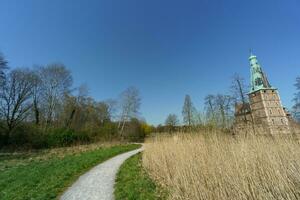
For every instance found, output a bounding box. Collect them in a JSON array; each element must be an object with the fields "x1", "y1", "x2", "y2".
[
  {"x1": 269, "y1": 110, "x2": 272, "y2": 115},
  {"x1": 272, "y1": 119, "x2": 275, "y2": 125},
  {"x1": 255, "y1": 78, "x2": 263, "y2": 86}
]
